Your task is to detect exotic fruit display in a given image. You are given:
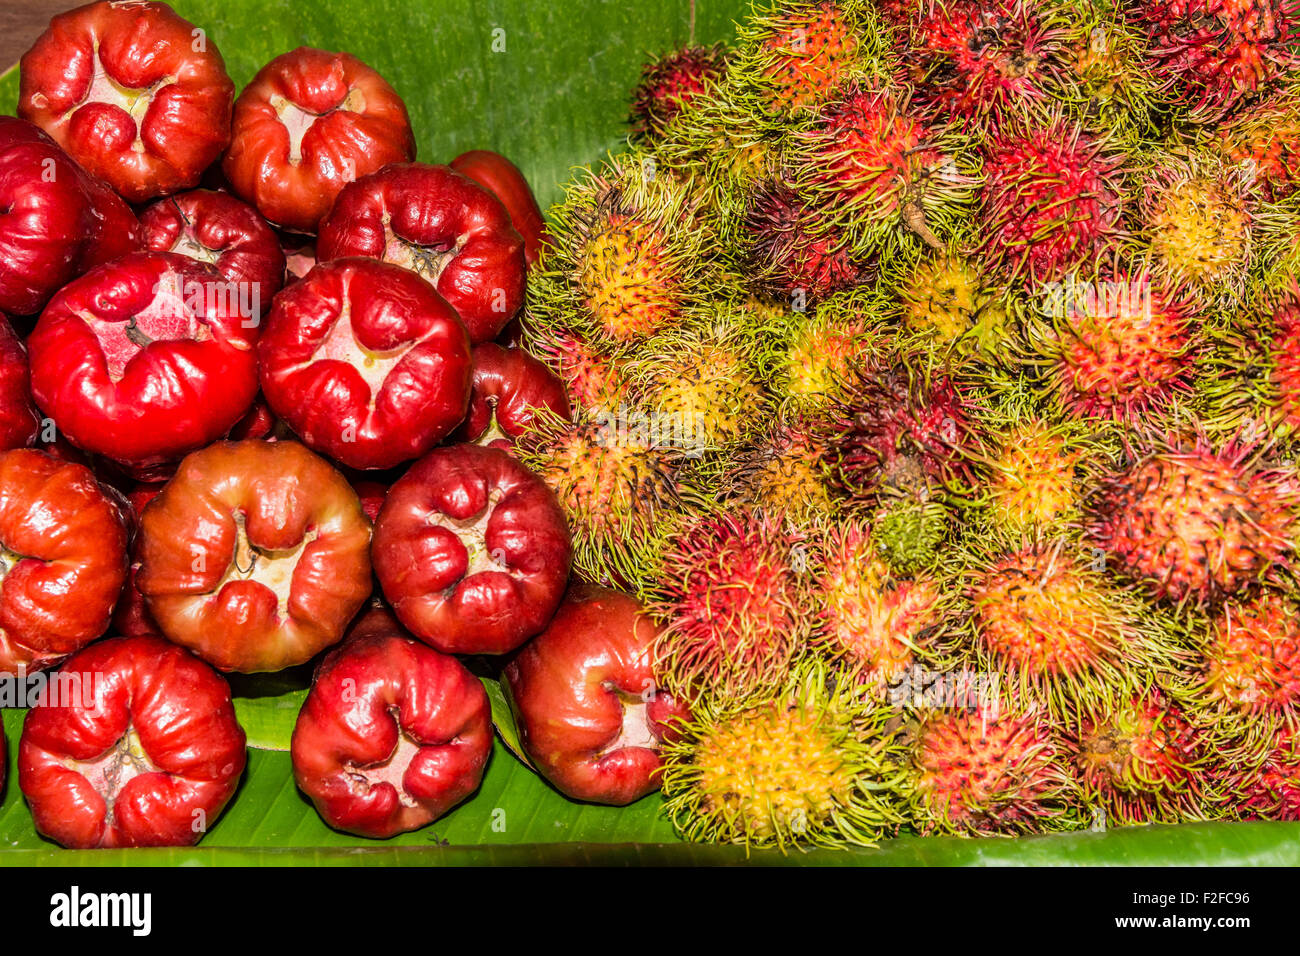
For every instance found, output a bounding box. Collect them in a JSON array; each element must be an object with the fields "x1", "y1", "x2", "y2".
[
  {"x1": 18, "y1": 0, "x2": 235, "y2": 202},
  {"x1": 504, "y1": 584, "x2": 691, "y2": 805},
  {"x1": 18, "y1": 634, "x2": 246, "y2": 849},
  {"x1": 372, "y1": 443, "x2": 572, "y2": 655},
  {"x1": 291, "y1": 609, "x2": 492, "y2": 838},
  {"x1": 0, "y1": 449, "x2": 128, "y2": 673},
  {"x1": 135, "y1": 440, "x2": 372, "y2": 672},
  {"x1": 222, "y1": 47, "x2": 415, "y2": 232},
  {"x1": 27, "y1": 251, "x2": 261, "y2": 475}
]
